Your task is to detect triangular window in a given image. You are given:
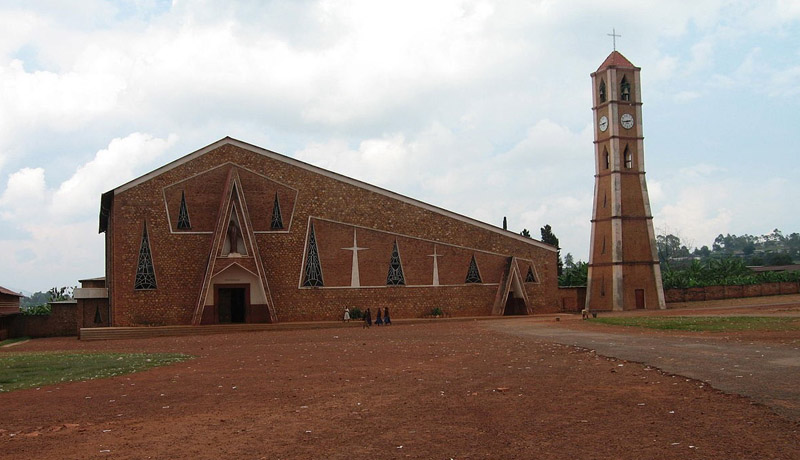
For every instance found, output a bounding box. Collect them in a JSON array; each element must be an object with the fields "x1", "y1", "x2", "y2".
[
  {"x1": 599, "y1": 79, "x2": 606, "y2": 103},
  {"x1": 620, "y1": 76, "x2": 631, "y2": 101},
  {"x1": 270, "y1": 192, "x2": 284, "y2": 230},
  {"x1": 386, "y1": 240, "x2": 405, "y2": 286},
  {"x1": 465, "y1": 255, "x2": 482, "y2": 283},
  {"x1": 303, "y1": 224, "x2": 324, "y2": 287},
  {"x1": 93, "y1": 304, "x2": 103, "y2": 324},
  {"x1": 525, "y1": 266, "x2": 536, "y2": 283},
  {"x1": 177, "y1": 191, "x2": 191, "y2": 230},
  {"x1": 134, "y1": 222, "x2": 157, "y2": 290}
]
